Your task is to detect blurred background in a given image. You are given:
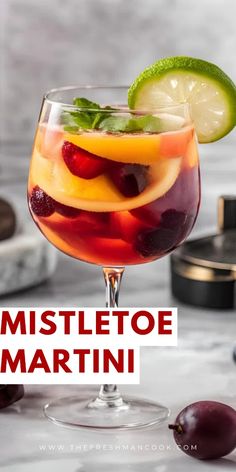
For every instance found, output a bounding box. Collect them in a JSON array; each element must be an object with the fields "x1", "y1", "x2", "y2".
[{"x1": 2, "y1": 0, "x2": 236, "y2": 142}]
